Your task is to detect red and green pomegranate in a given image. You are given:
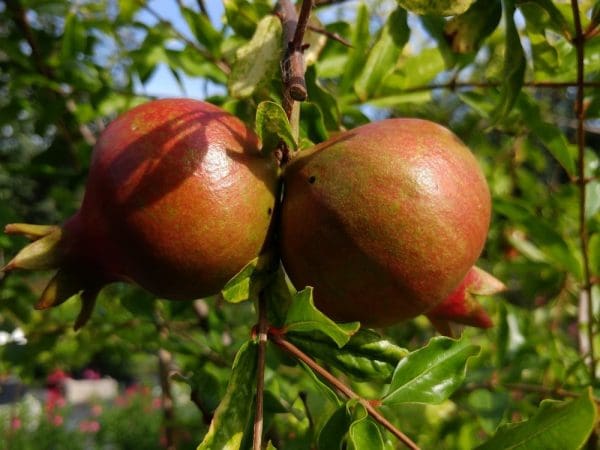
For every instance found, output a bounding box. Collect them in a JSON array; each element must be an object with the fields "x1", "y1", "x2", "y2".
[
  {"x1": 3, "y1": 98, "x2": 278, "y2": 328},
  {"x1": 280, "y1": 118, "x2": 503, "y2": 328}
]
